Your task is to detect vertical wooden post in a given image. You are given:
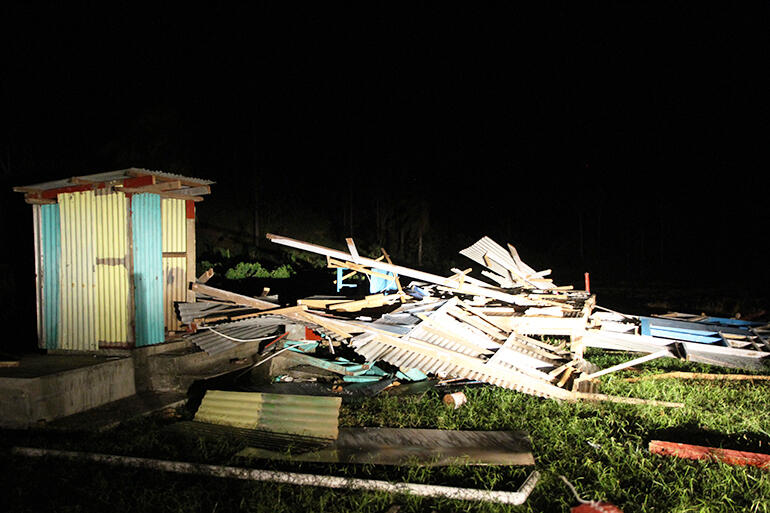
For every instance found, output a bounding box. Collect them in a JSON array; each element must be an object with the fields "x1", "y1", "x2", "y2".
[{"x1": 32, "y1": 205, "x2": 43, "y2": 348}]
